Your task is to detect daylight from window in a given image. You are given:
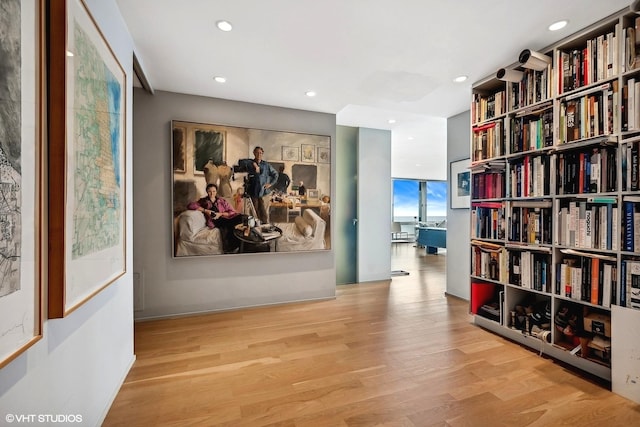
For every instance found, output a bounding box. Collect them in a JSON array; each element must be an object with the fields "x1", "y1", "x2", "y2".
[
  {"x1": 393, "y1": 179, "x2": 447, "y2": 224},
  {"x1": 393, "y1": 180, "x2": 418, "y2": 222}
]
